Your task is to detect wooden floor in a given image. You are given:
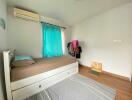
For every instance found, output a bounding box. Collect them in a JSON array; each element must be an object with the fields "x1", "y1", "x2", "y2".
[{"x1": 79, "y1": 66, "x2": 132, "y2": 100}]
